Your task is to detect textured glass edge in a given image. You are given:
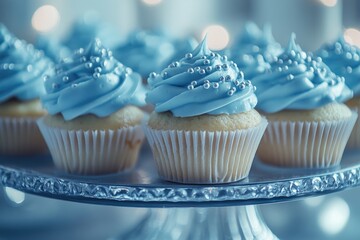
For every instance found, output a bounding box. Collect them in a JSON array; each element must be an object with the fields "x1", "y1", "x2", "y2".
[{"x1": 1, "y1": 165, "x2": 360, "y2": 204}]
